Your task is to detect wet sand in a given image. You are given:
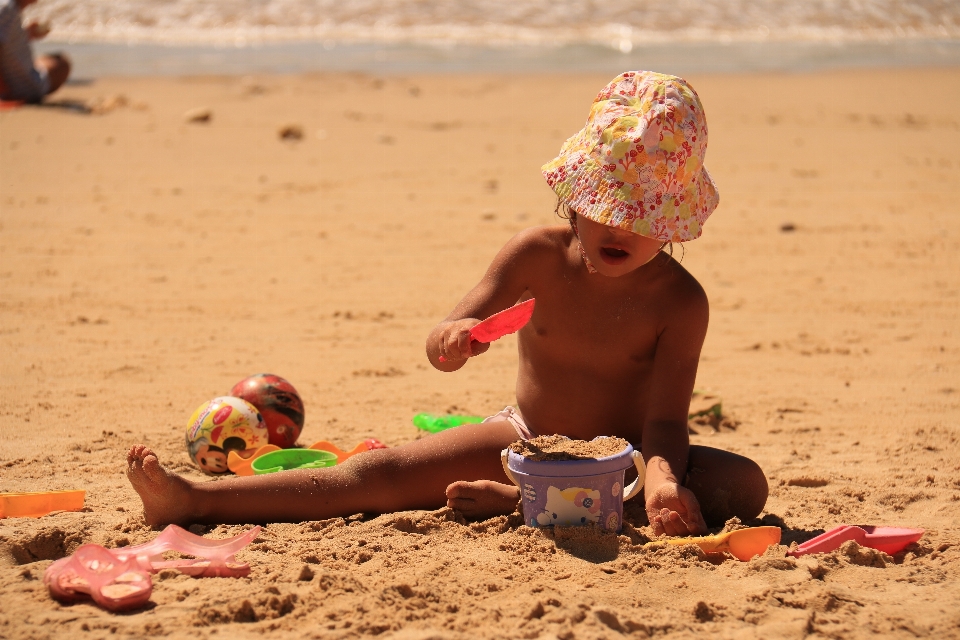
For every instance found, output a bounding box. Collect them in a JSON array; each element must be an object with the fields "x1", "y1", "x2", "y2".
[{"x1": 1, "y1": 68, "x2": 958, "y2": 638}]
